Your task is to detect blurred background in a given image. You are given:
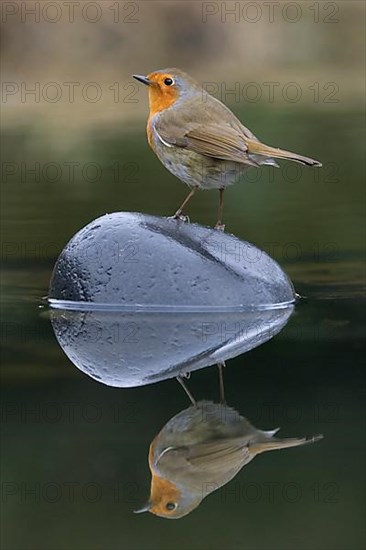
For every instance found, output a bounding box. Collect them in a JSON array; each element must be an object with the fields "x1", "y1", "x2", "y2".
[{"x1": 1, "y1": 1, "x2": 365, "y2": 549}]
